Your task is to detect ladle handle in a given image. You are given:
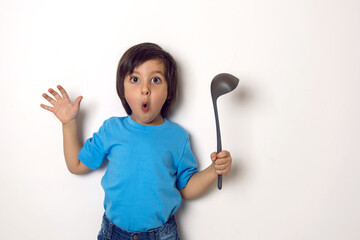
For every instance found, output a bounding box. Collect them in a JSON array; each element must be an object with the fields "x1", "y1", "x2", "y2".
[
  {"x1": 213, "y1": 100, "x2": 223, "y2": 190},
  {"x1": 218, "y1": 175, "x2": 222, "y2": 190}
]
